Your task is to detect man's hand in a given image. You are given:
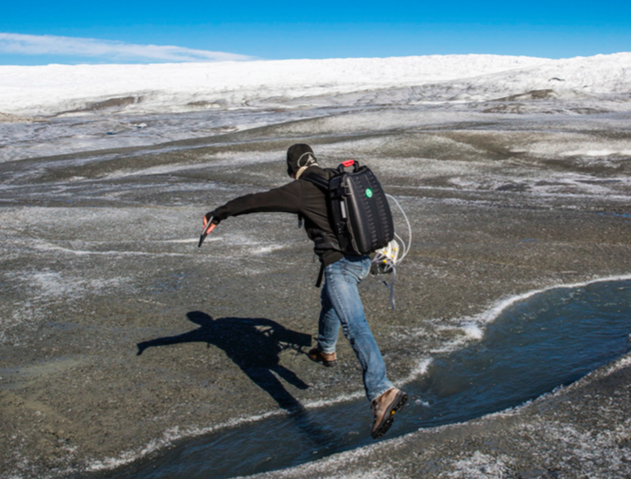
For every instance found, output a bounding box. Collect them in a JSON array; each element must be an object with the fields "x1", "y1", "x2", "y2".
[
  {"x1": 203, "y1": 212, "x2": 217, "y2": 227},
  {"x1": 199, "y1": 213, "x2": 218, "y2": 247},
  {"x1": 202, "y1": 221, "x2": 216, "y2": 235}
]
